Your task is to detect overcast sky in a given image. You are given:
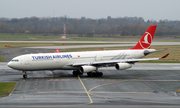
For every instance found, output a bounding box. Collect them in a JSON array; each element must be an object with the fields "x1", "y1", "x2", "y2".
[{"x1": 0, "y1": 0, "x2": 180, "y2": 21}]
